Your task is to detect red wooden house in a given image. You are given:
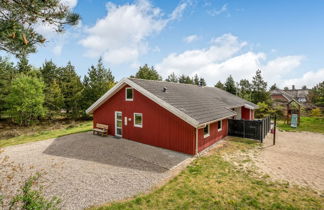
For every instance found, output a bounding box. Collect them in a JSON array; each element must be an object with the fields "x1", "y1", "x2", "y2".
[{"x1": 86, "y1": 78, "x2": 257, "y2": 155}]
